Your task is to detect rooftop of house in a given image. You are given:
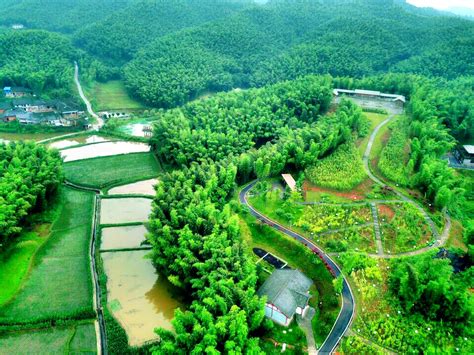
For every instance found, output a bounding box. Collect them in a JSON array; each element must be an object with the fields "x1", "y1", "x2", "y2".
[
  {"x1": 463, "y1": 145, "x2": 474, "y2": 155},
  {"x1": 257, "y1": 269, "x2": 312, "y2": 319},
  {"x1": 282, "y1": 173, "x2": 297, "y2": 192}
]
